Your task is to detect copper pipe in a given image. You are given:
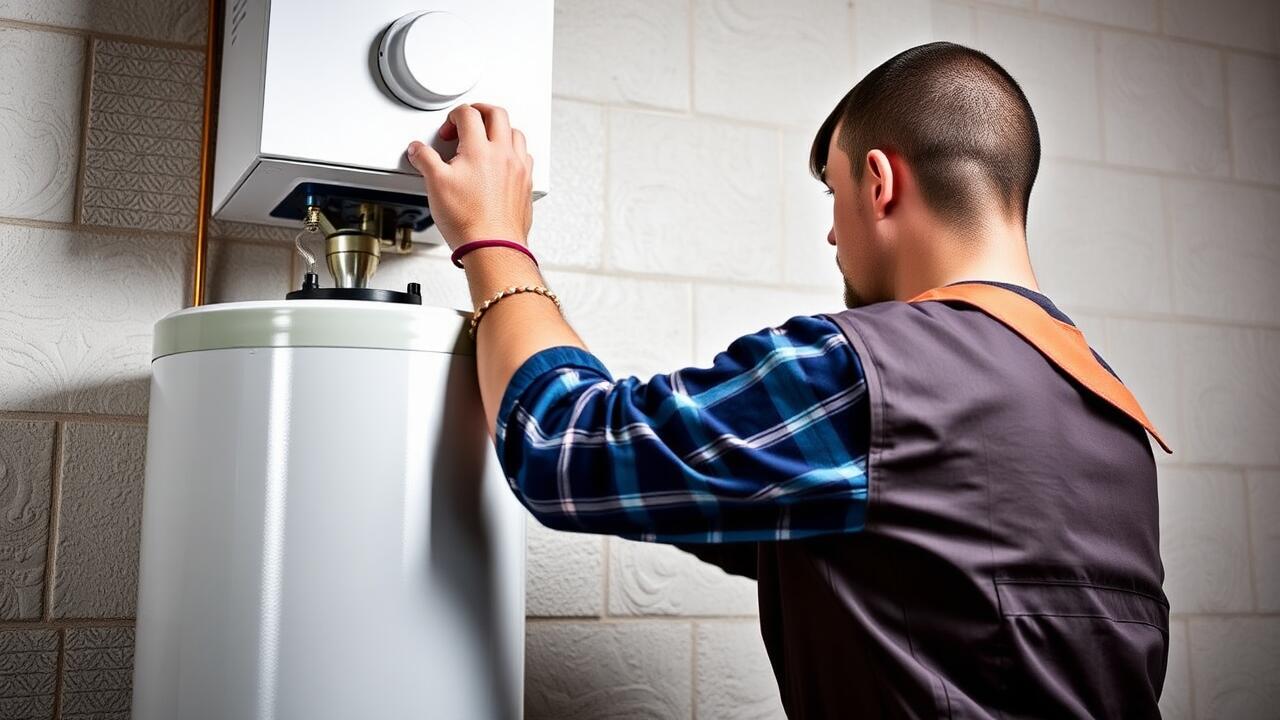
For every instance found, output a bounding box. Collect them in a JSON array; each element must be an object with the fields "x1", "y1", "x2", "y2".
[{"x1": 191, "y1": 0, "x2": 222, "y2": 307}]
